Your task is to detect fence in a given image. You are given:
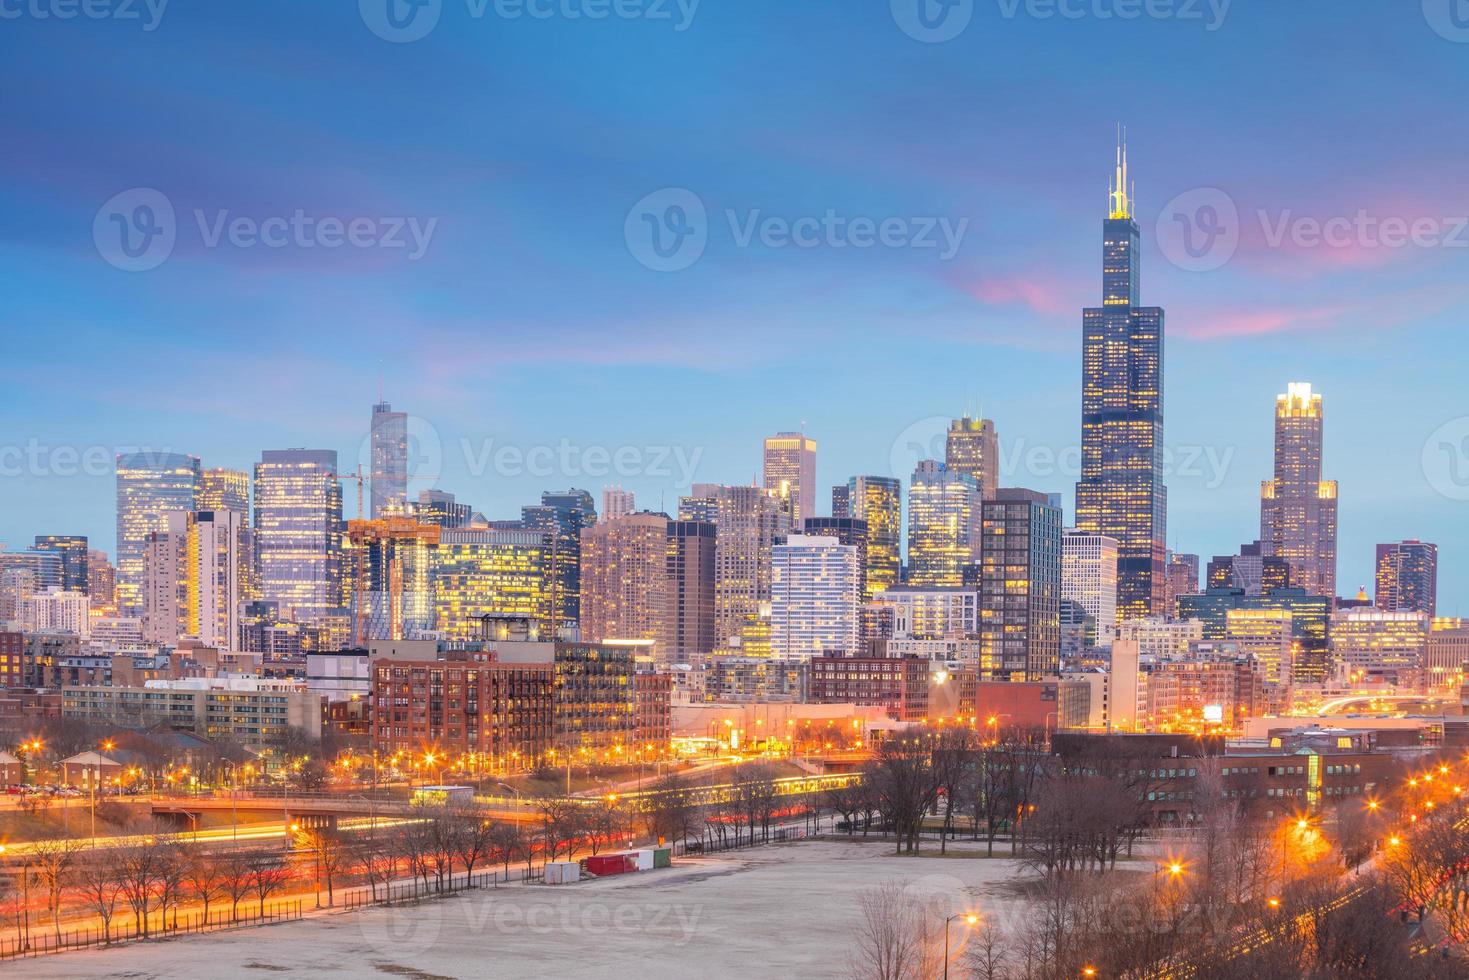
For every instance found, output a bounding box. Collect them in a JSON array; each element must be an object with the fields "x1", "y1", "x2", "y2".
[{"x1": 0, "y1": 899, "x2": 304, "y2": 960}]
